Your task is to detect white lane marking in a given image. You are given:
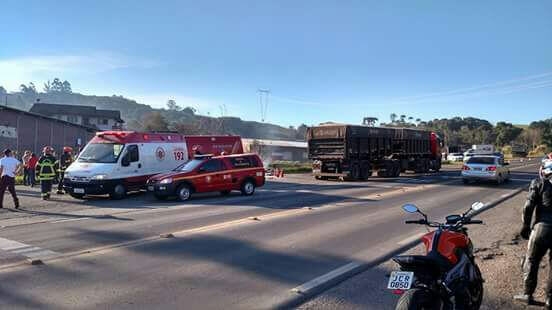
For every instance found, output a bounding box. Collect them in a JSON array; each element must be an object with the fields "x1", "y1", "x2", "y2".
[
  {"x1": 397, "y1": 233, "x2": 425, "y2": 245},
  {"x1": 0, "y1": 237, "x2": 59, "y2": 259},
  {"x1": 50, "y1": 217, "x2": 90, "y2": 224},
  {"x1": 291, "y1": 261, "x2": 362, "y2": 294}
]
